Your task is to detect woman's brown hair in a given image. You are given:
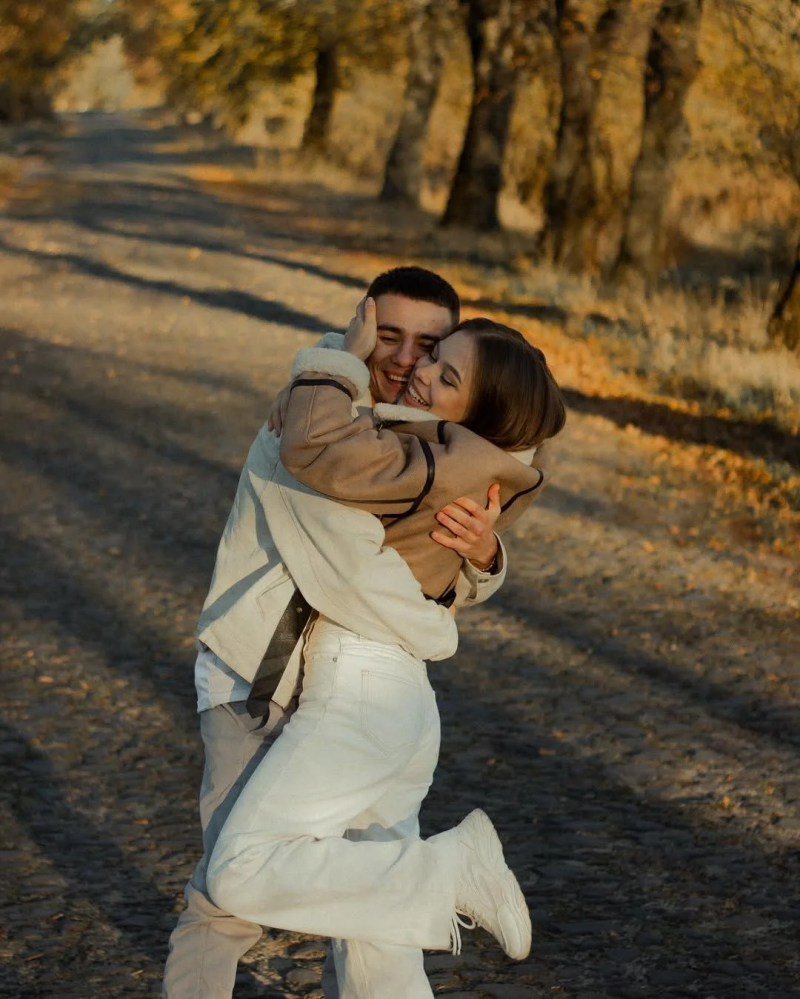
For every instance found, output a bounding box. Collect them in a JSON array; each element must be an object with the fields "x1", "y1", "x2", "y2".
[{"x1": 456, "y1": 319, "x2": 566, "y2": 450}]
